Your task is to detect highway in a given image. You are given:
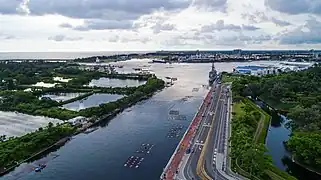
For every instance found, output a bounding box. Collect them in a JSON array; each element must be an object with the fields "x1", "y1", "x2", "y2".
[{"x1": 180, "y1": 78, "x2": 237, "y2": 180}]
